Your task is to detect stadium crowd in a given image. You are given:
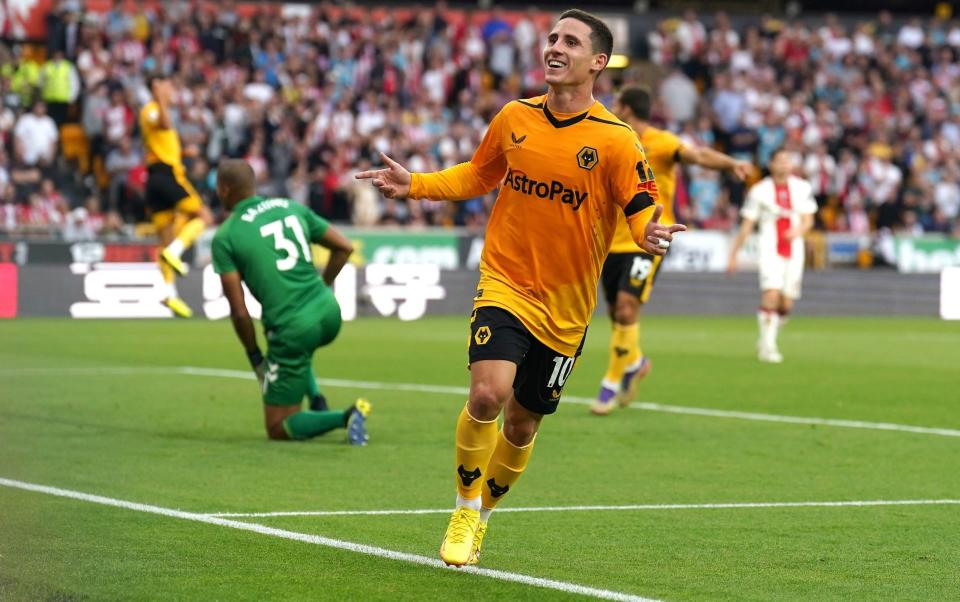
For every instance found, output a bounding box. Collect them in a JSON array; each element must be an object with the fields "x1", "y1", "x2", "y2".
[{"x1": 1, "y1": 2, "x2": 960, "y2": 249}]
